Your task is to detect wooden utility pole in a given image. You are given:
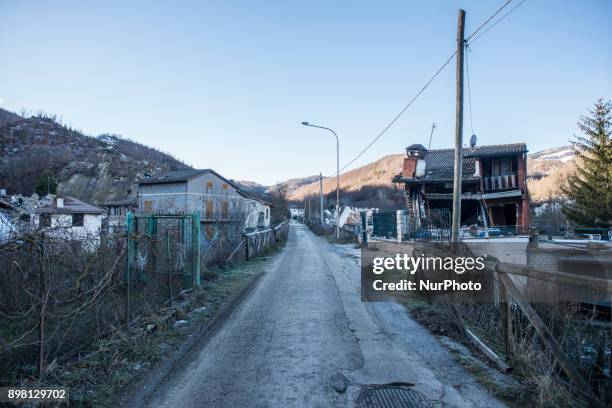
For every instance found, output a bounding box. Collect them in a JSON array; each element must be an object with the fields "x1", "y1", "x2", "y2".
[
  {"x1": 319, "y1": 172, "x2": 324, "y2": 225},
  {"x1": 451, "y1": 9, "x2": 466, "y2": 243}
]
